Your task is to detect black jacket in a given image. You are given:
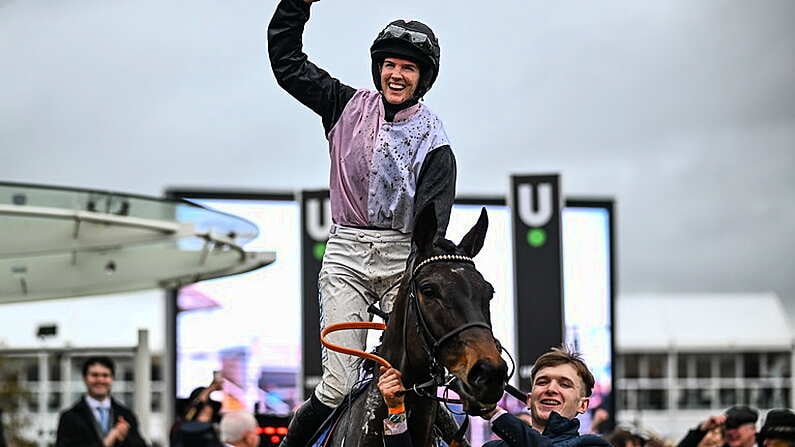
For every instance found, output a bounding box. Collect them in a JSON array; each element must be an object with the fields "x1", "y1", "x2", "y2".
[
  {"x1": 677, "y1": 427, "x2": 735, "y2": 447},
  {"x1": 267, "y1": 0, "x2": 456, "y2": 239},
  {"x1": 55, "y1": 397, "x2": 147, "y2": 447},
  {"x1": 383, "y1": 412, "x2": 610, "y2": 447},
  {"x1": 484, "y1": 412, "x2": 611, "y2": 447}
]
